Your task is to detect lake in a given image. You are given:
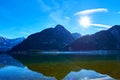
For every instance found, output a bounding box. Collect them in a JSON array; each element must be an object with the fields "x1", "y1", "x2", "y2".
[{"x1": 0, "y1": 51, "x2": 120, "y2": 80}]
